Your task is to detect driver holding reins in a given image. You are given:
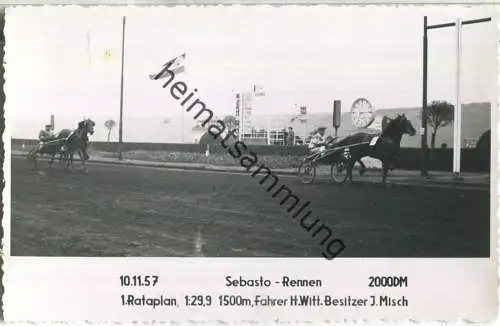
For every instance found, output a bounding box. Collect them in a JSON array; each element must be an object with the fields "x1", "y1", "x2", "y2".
[
  {"x1": 39, "y1": 124, "x2": 55, "y2": 143},
  {"x1": 308, "y1": 126, "x2": 334, "y2": 155}
]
